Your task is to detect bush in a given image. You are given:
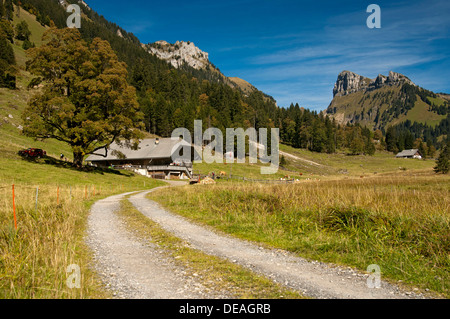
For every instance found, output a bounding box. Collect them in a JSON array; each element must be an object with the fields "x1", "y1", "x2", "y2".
[
  {"x1": 22, "y1": 39, "x2": 35, "y2": 50},
  {"x1": 27, "y1": 76, "x2": 42, "y2": 89},
  {"x1": 321, "y1": 207, "x2": 372, "y2": 232},
  {"x1": 1, "y1": 72, "x2": 16, "y2": 89}
]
